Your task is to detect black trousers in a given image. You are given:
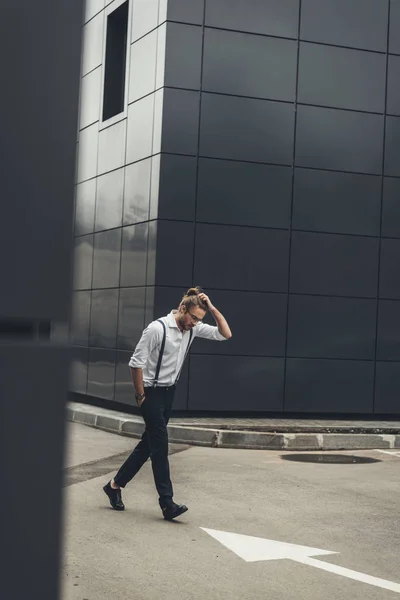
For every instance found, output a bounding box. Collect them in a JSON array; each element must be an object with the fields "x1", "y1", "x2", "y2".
[{"x1": 114, "y1": 385, "x2": 175, "y2": 504}]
